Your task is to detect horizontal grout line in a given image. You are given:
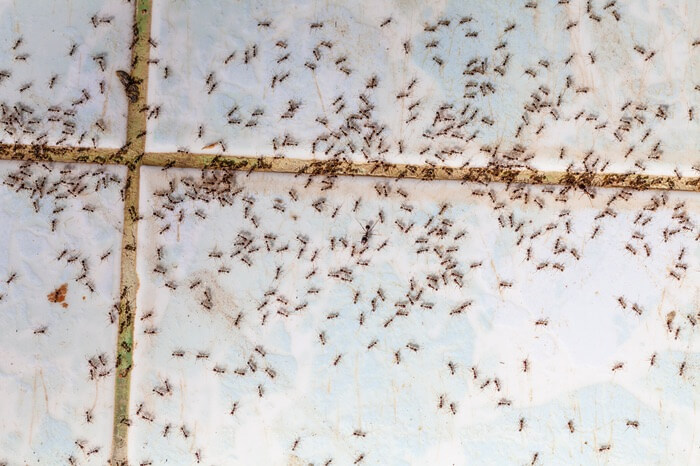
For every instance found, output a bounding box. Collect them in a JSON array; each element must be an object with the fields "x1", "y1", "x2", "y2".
[
  {"x1": 142, "y1": 151, "x2": 700, "y2": 193},
  {"x1": 1, "y1": 143, "x2": 698, "y2": 192},
  {"x1": 0, "y1": 143, "x2": 122, "y2": 165}
]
